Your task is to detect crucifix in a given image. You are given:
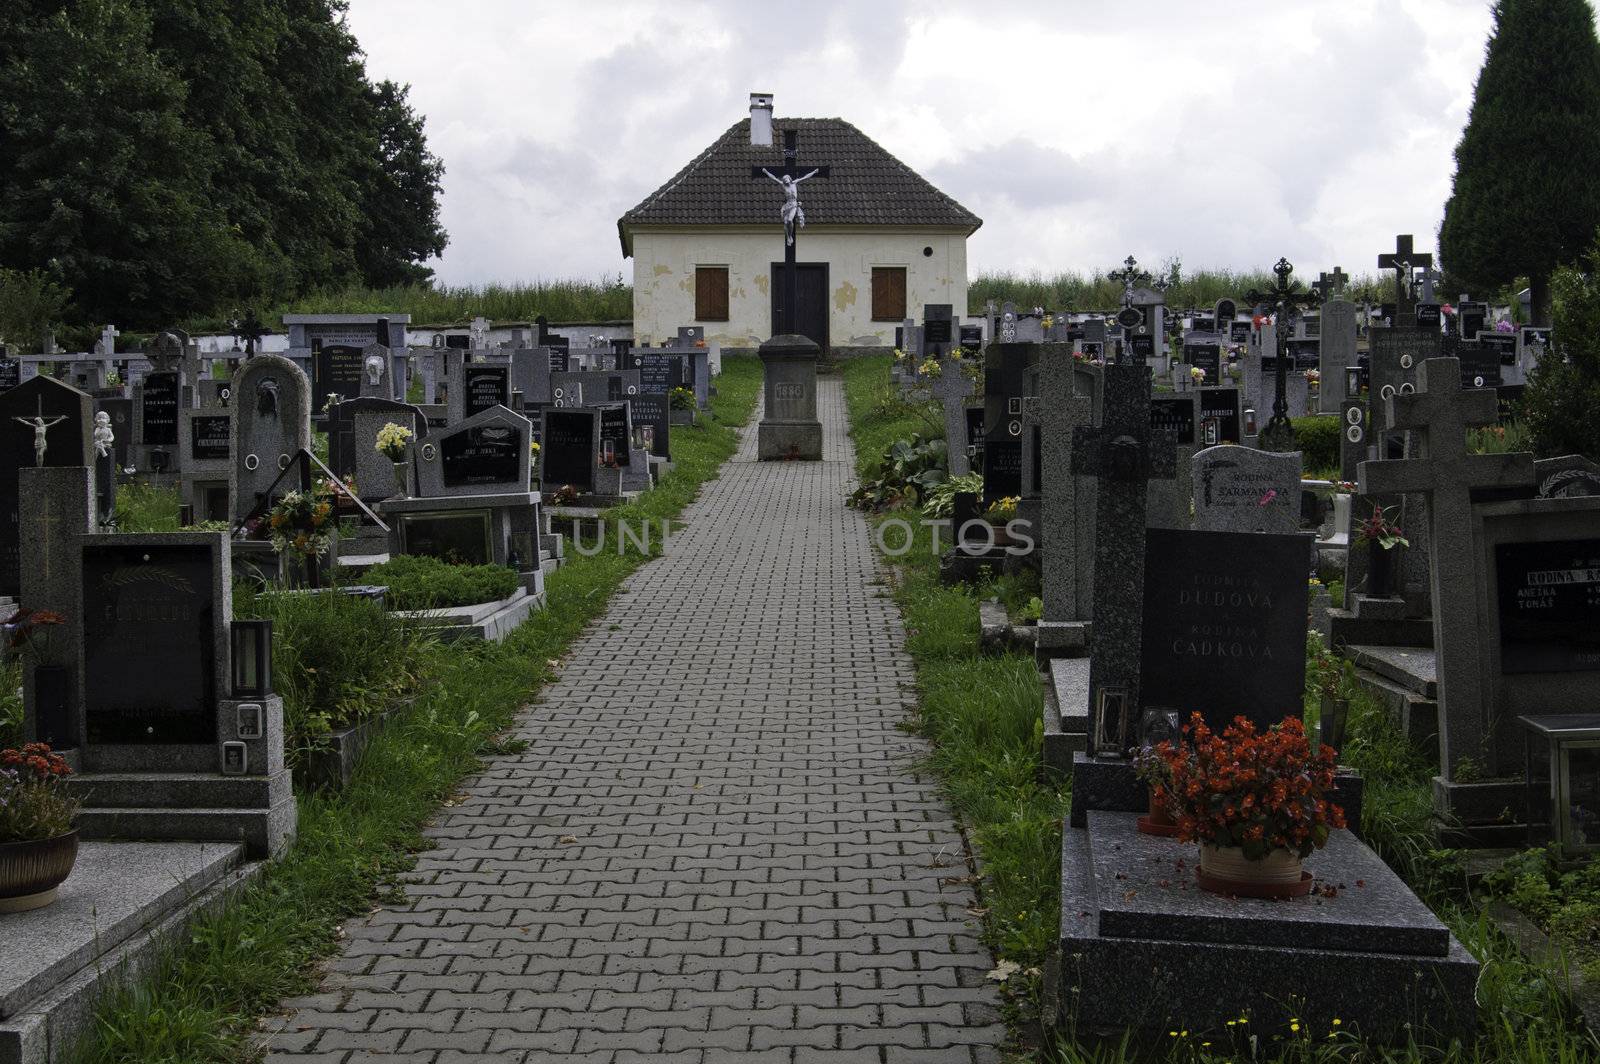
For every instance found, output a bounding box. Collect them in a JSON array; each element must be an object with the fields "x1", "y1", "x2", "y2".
[
  {"x1": 13, "y1": 397, "x2": 67, "y2": 466},
  {"x1": 932, "y1": 359, "x2": 976, "y2": 476},
  {"x1": 1358, "y1": 357, "x2": 1533, "y2": 776},
  {"x1": 1246, "y1": 258, "x2": 1321, "y2": 452},
  {"x1": 1073, "y1": 361, "x2": 1176, "y2": 754},
  {"x1": 1107, "y1": 255, "x2": 1149, "y2": 365},
  {"x1": 752, "y1": 128, "x2": 830, "y2": 337},
  {"x1": 1377, "y1": 234, "x2": 1432, "y2": 308}
]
